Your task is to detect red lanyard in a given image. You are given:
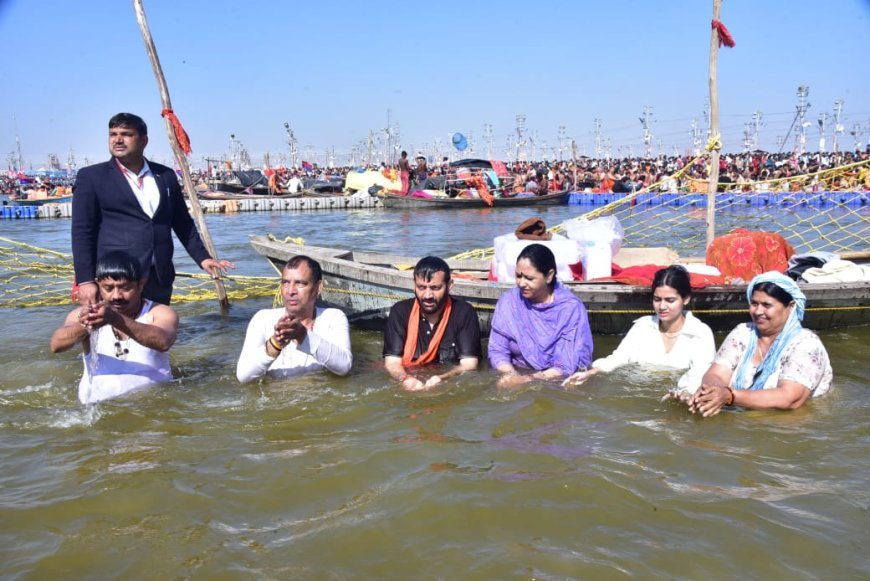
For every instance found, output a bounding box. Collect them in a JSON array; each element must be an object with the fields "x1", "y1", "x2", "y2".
[{"x1": 115, "y1": 158, "x2": 145, "y2": 192}]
